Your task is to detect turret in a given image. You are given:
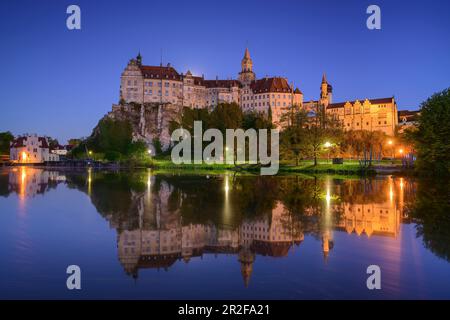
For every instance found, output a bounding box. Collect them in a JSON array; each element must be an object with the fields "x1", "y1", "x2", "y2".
[
  {"x1": 238, "y1": 48, "x2": 256, "y2": 85},
  {"x1": 320, "y1": 73, "x2": 332, "y2": 107}
]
